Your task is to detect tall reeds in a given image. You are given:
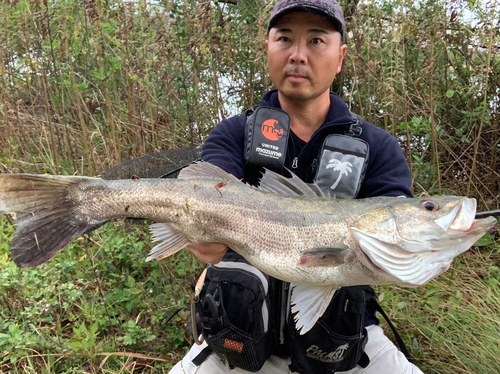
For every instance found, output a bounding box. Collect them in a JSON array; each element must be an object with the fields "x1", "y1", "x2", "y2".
[{"x1": 0, "y1": 0, "x2": 498, "y2": 210}]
